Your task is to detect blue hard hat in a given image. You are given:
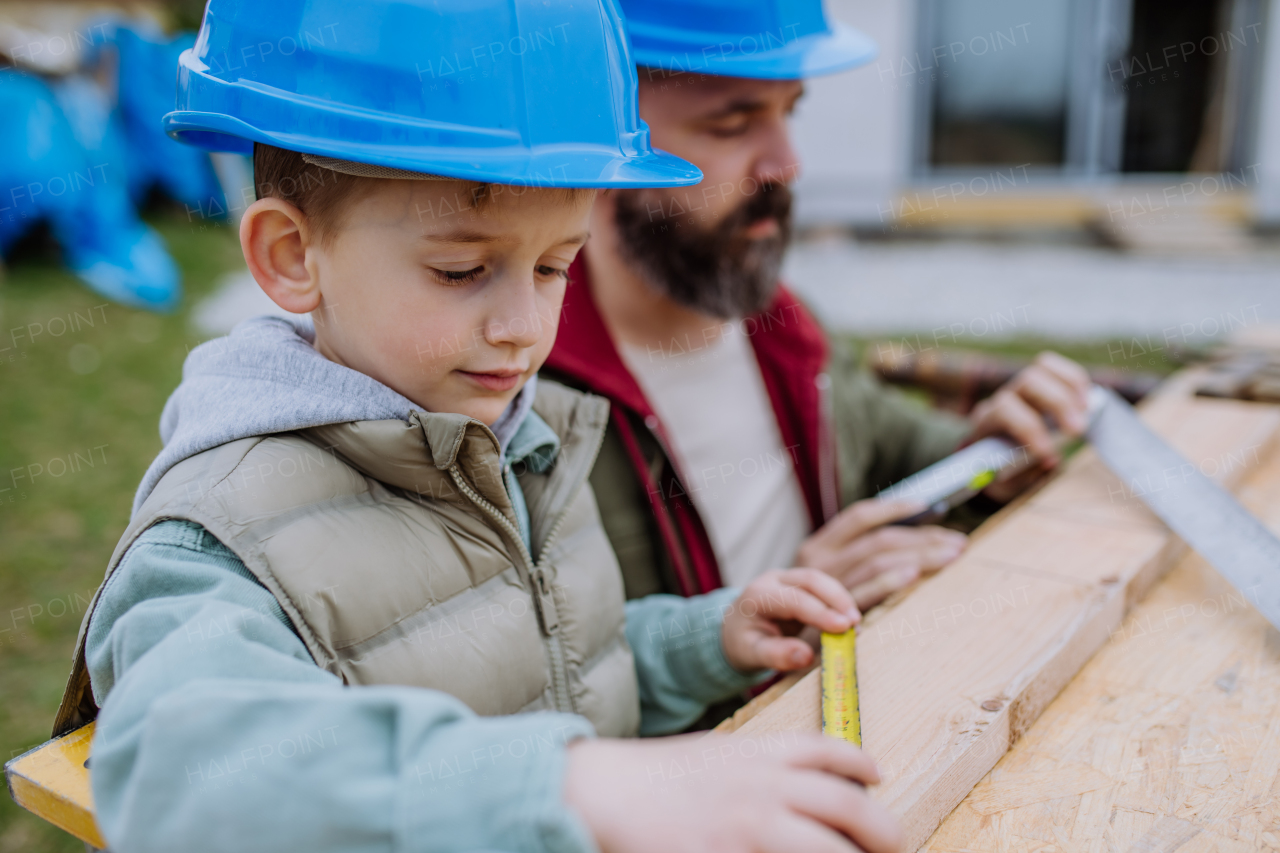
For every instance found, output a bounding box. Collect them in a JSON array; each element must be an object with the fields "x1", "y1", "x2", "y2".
[
  {"x1": 164, "y1": 0, "x2": 700, "y2": 188},
  {"x1": 619, "y1": 0, "x2": 877, "y2": 79}
]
